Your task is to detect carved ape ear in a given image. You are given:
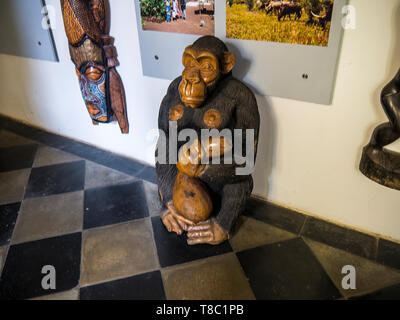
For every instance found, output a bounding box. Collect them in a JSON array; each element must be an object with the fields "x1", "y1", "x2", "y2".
[{"x1": 221, "y1": 51, "x2": 236, "y2": 75}]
